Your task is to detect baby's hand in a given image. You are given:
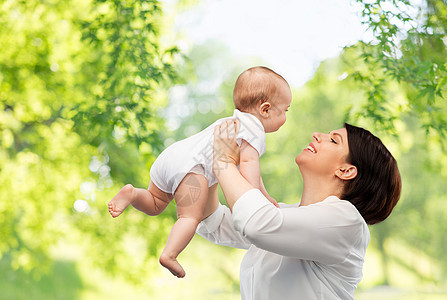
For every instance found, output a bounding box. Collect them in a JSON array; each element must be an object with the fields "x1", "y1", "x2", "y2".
[
  {"x1": 270, "y1": 198, "x2": 280, "y2": 208},
  {"x1": 265, "y1": 193, "x2": 279, "y2": 208}
]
